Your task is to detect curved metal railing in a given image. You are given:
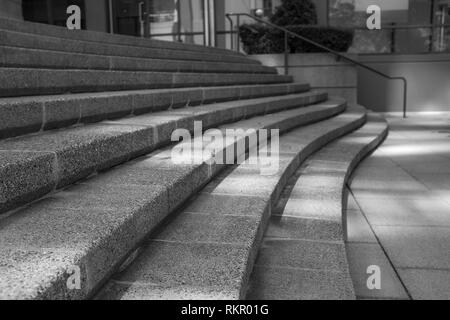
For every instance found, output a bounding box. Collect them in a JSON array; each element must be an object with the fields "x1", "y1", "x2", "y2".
[{"x1": 226, "y1": 13, "x2": 408, "y2": 118}]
